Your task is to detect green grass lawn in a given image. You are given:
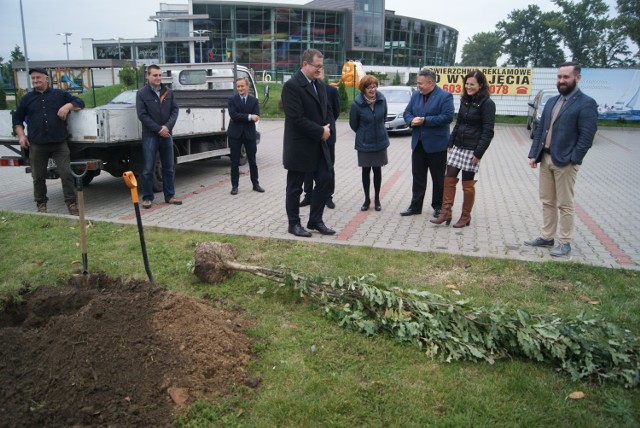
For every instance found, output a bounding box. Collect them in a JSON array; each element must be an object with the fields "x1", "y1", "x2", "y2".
[{"x1": 1, "y1": 211, "x2": 638, "y2": 427}]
